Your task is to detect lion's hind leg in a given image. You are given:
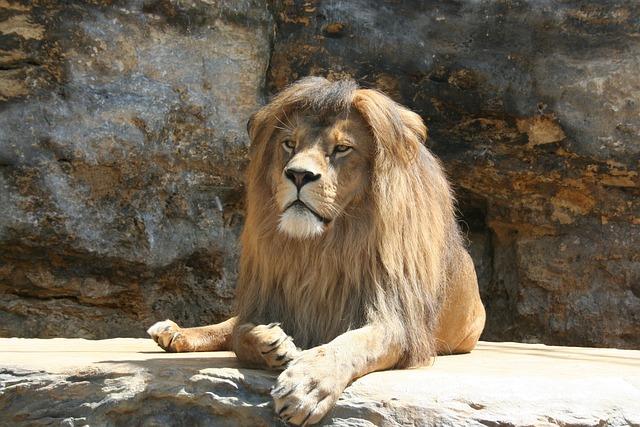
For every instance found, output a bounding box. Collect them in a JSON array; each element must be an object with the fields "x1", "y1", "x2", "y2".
[
  {"x1": 233, "y1": 322, "x2": 301, "y2": 369},
  {"x1": 147, "y1": 317, "x2": 235, "y2": 352}
]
